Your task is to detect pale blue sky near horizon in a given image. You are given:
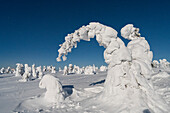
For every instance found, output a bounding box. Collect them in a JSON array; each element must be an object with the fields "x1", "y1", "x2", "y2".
[{"x1": 0, "y1": 0, "x2": 170, "y2": 68}]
